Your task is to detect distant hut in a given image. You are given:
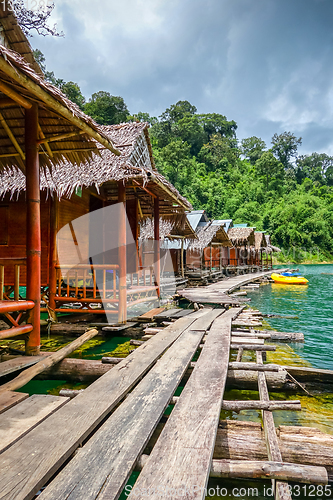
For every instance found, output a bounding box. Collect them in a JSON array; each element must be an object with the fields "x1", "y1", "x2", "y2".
[
  {"x1": 138, "y1": 215, "x2": 197, "y2": 279},
  {"x1": 227, "y1": 227, "x2": 255, "y2": 267},
  {"x1": 187, "y1": 220, "x2": 232, "y2": 275}
]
